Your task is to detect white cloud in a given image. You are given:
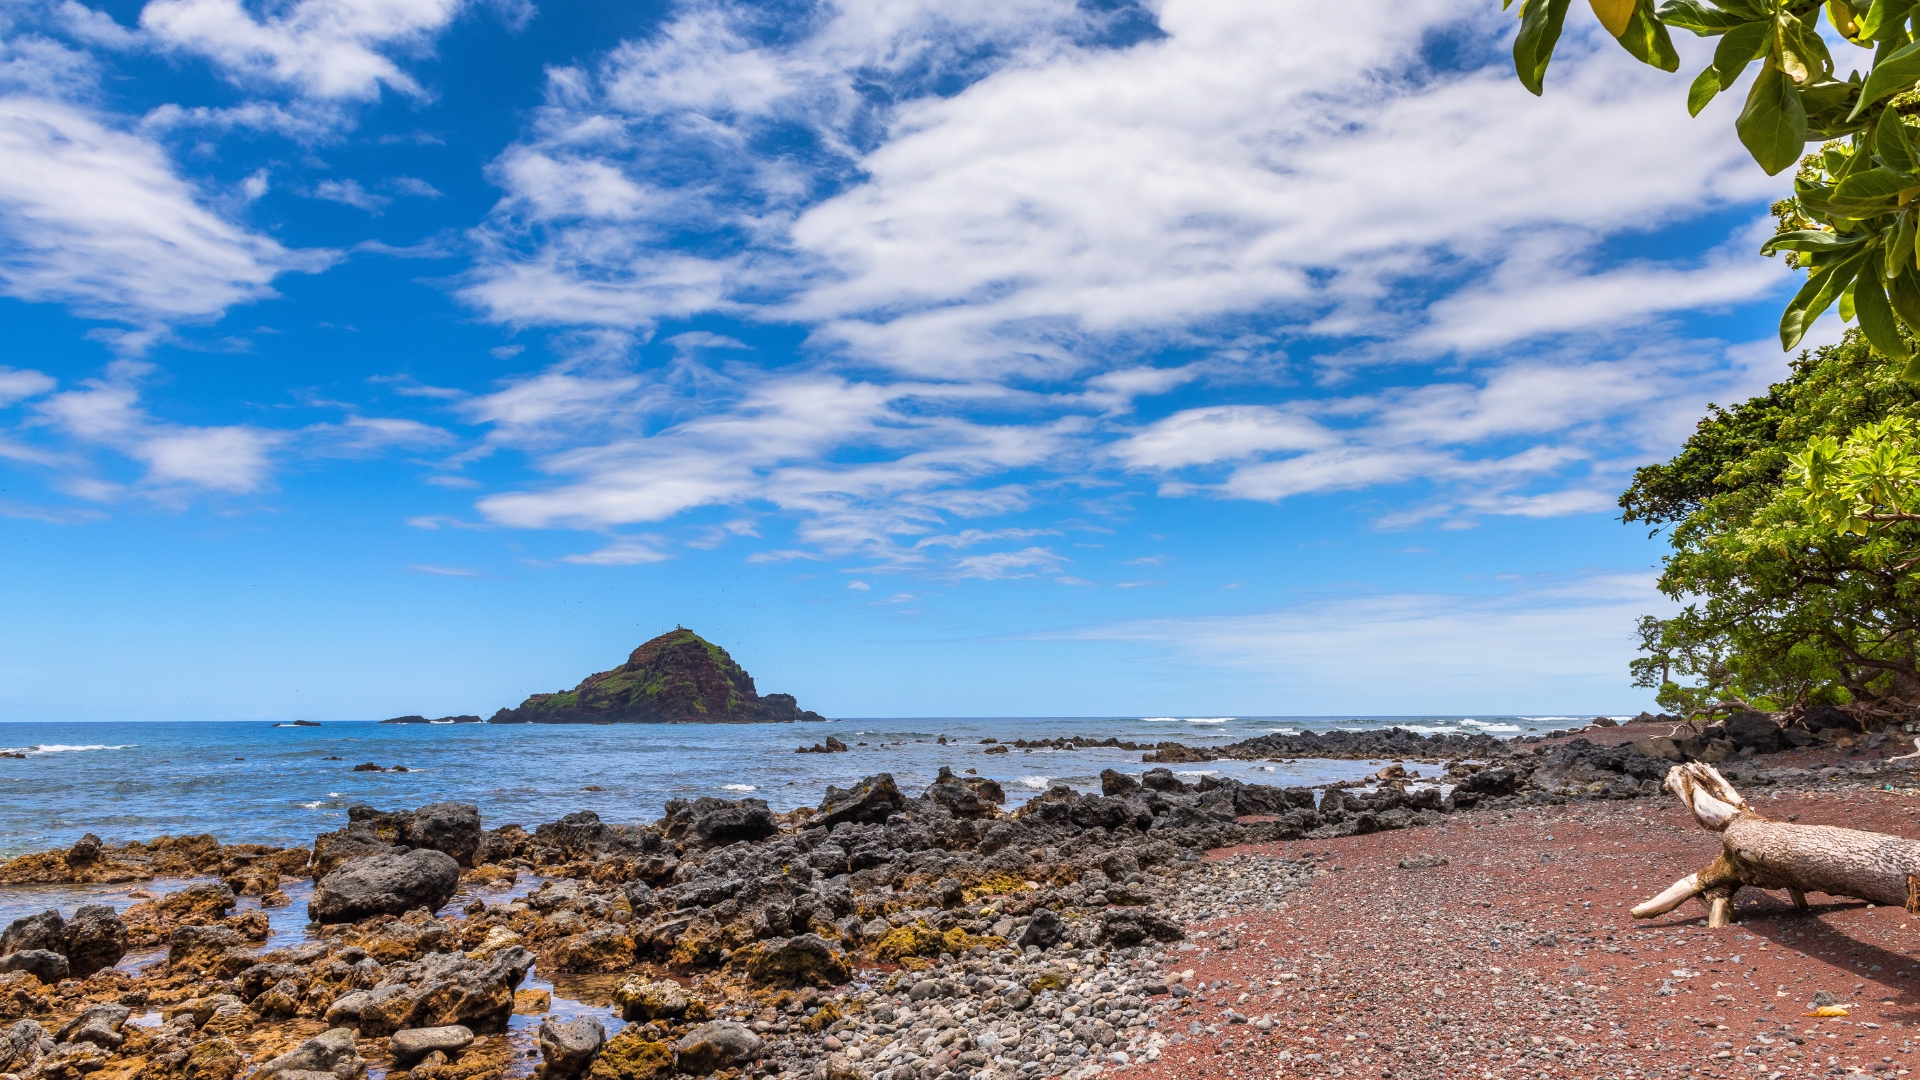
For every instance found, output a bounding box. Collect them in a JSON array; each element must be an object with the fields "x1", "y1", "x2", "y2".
[
  {"x1": 139, "y1": 0, "x2": 464, "y2": 101},
  {"x1": 1057, "y1": 571, "x2": 1672, "y2": 710},
  {"x1": 0, "y1": 96, "x2": 333, "y2": 338},
  {"x1": 33, "y1": 362, "x2": 285, "y2": 494},
  {"x1": 0, "y1": 368, "x2": 56, "y2": 407},
  {"x1": 439, "y1": 0, "x2": 1807, "y2": 561},
  {"x1": 952, "y1": 546, "x2": 1064, "y2": 580},
  {"x1": 312, "y1": 177, "x2": 389, "y2": 212},
  {"x1": 560, "y1": 535, "x2": 672, "y2": 565}
]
